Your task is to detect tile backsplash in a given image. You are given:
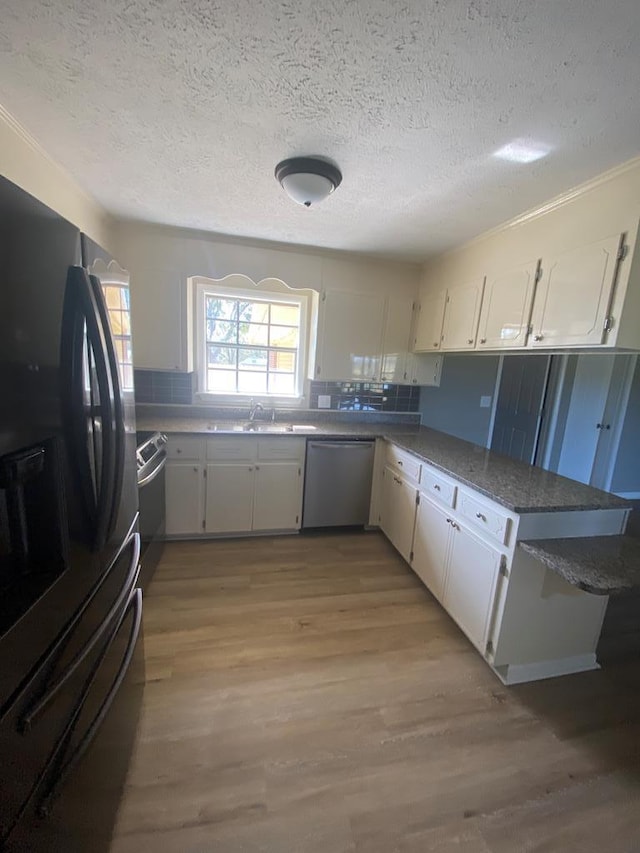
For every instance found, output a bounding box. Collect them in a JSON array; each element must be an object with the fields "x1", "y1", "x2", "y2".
[
  {"x1": 134, "y1": 372, "x2": 419, "y2": 412},
  {"x1": 309, "y1": 381, "x2": 420, "y2": 412},
  {"x1": 134, "y1": 369, "x2": 195, "y2": 404}
]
